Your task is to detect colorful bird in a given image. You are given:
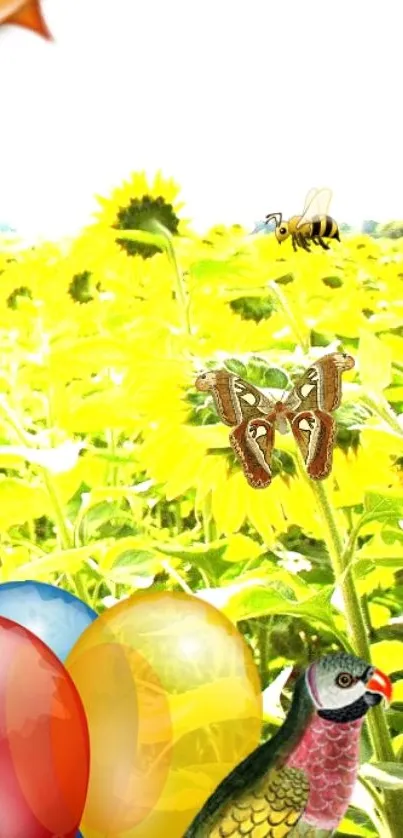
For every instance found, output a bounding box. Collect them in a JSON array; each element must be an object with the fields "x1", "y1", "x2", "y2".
[{"x1": 183, "y1": 653, "x2": 392, "y2": 837}]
